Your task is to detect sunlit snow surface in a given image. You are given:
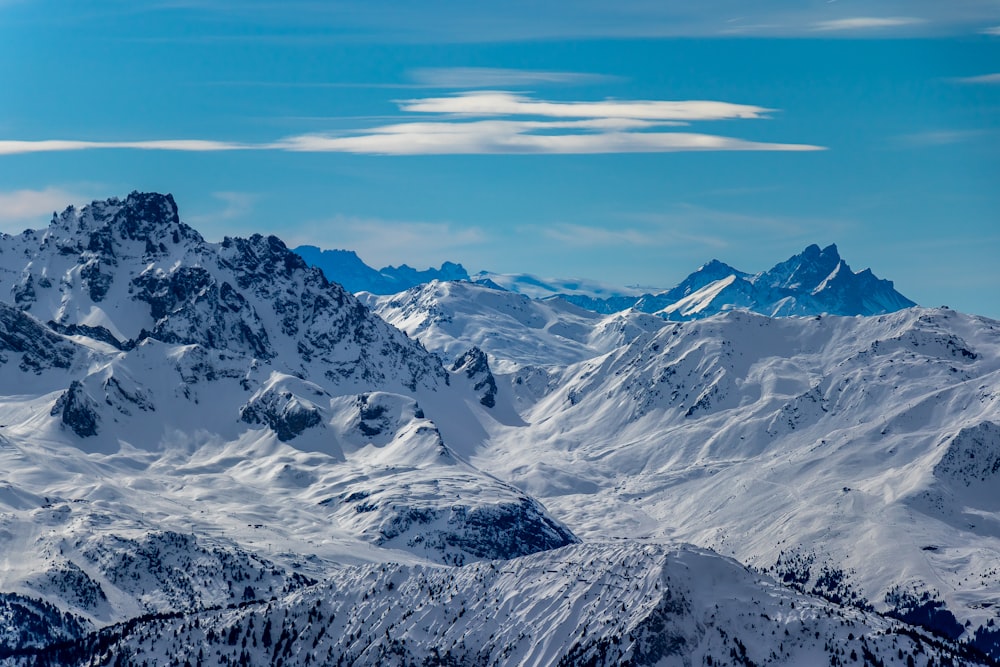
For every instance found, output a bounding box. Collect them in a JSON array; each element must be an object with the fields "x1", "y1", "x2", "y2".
[
  {"x1": 373, "y1": 279, "x2": 1000, "y2": 649},
  {"x1": 0, "y1": 194, "x2": 997, "y2": 664}
]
